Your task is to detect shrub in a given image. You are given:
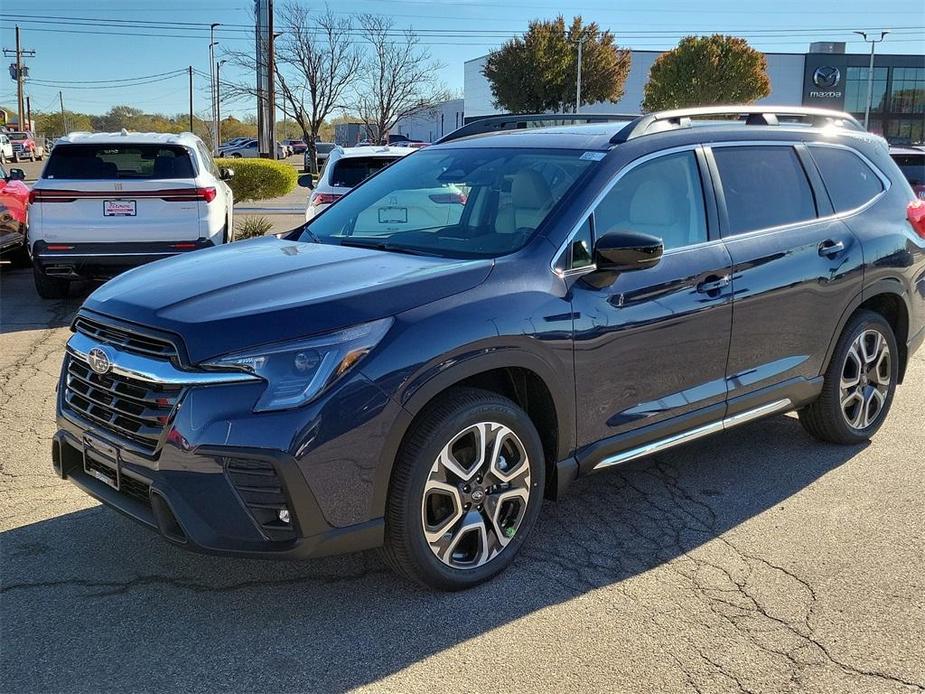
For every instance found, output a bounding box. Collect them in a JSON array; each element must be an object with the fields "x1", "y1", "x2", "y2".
[
  {"x1": 215, "y1": 158, "x2": 298, "y2": 203},
  {"x1": 234, "y1": 215, "x2": 275, "y2": 240}
]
